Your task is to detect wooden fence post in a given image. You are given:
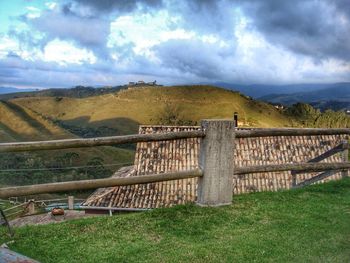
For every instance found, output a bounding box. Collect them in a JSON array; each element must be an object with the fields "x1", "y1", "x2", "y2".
[
  {"x1": 197, "y1": 120, "x2": 235, "y2": 206},
  {"x1": 342, "y1": 139, "x2": 349, "y2": 178},
  {"x1": 28, "y1": 200, "x2": 35, "y2": 215},
  {"x1": 68, "y1": 196, "x2": 74, "y2": 210}
]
